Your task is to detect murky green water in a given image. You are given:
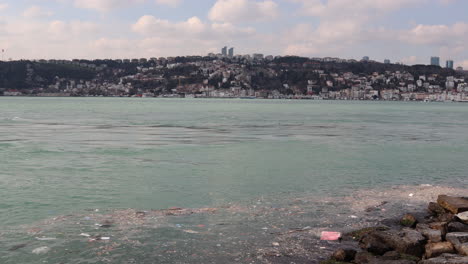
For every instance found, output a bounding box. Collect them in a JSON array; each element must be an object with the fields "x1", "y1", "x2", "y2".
[{"x1": 1, "y1": 98, "x2": 467, "y2": 263}]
